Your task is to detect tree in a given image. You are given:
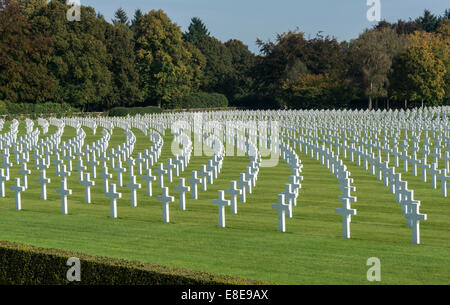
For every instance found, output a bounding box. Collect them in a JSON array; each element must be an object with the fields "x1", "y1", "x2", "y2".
[
  {"x1": 105, "y1": 22, "x2": 142, "y2": 109},
  {"x1": 183, "y1": 17, "x2": 210, "y2": 45},
  {"x1": 437, "y1": 19, "x2": 450, "y2": 104},
  {"x1": 31, "y1": 1, "x2": 113, "y2": 111},
  {"x1": 0, "y1": 0, "x2": 56, "y2": 103},
  {"x1": 349, "y1": 27, "x2": 406, "y2": 109},
  {"x1": 223, "y1": 39, "x2": 255, "y2": 99},
  {"x1": 417, "y1": 9, "x2": 440, "y2": 33},
  {"x1": 195, "y1": 35, "x2": 234, "y2": 94},
  {"x1": 134, "y1": 10, "x2": 196, "y2": 107},
  {"x1": 131, "y1": 8, "x2": 143, "y2": 32},
  {"x1": 113, "y1": 7, "x2": 129, "y2": 26},
  {"x1": 390, "y1": 31, "x2": 447, "y2": 107}
]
